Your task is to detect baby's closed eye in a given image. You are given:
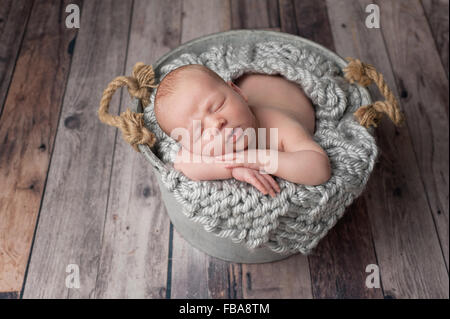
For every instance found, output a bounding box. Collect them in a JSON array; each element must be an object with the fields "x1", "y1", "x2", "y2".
[{"x1": 212, "y1": 97, "x2": 226, "y2": 112}]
